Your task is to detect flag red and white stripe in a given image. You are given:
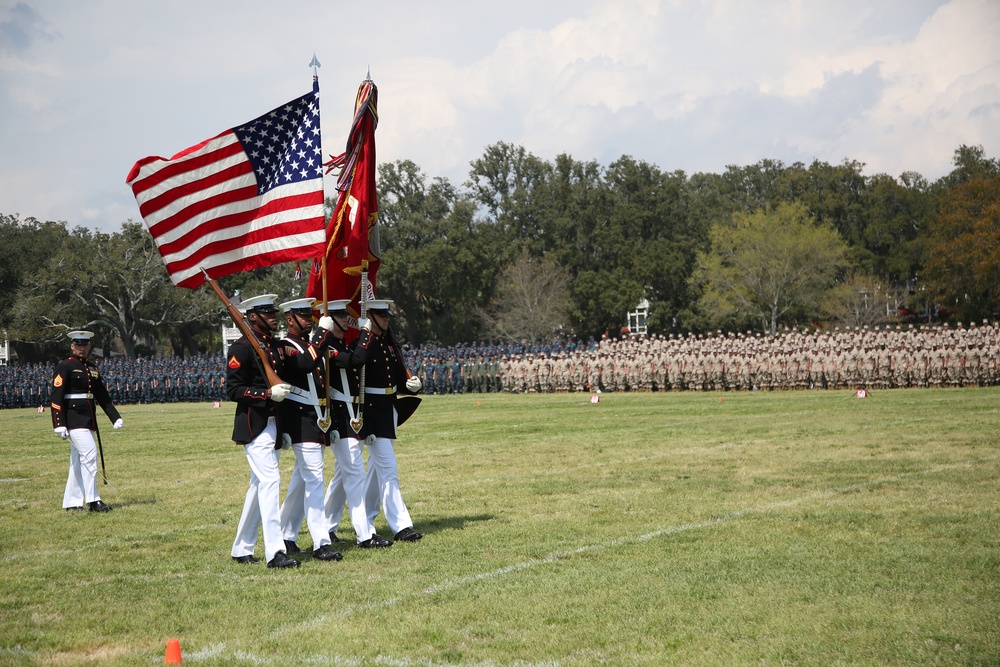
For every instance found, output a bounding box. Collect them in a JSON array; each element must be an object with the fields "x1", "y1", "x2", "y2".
[{"x1": 127, "y1": 84, "x2": 326, "y2": 289}]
